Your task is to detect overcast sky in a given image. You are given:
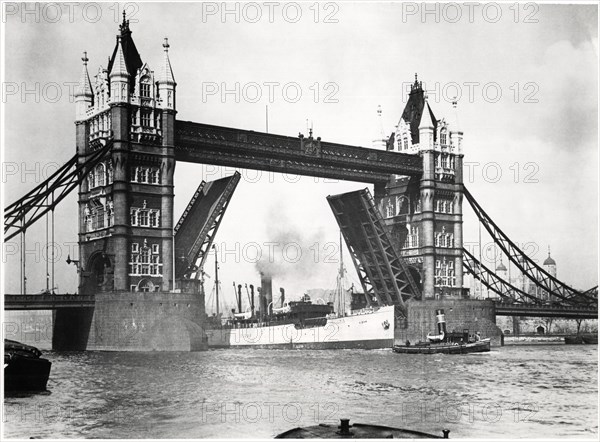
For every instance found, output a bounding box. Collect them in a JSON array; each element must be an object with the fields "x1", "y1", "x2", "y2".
[{"x1": 2, "y1": 2, "x2": 598, "y2": 308}]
